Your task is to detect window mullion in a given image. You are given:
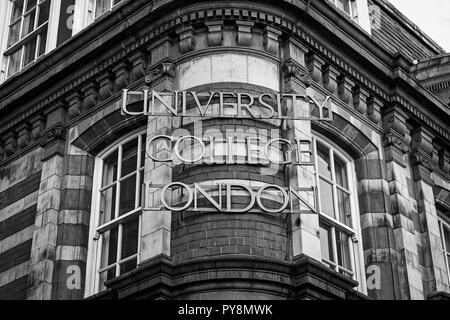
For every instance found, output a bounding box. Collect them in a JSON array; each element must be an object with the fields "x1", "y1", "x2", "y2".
[
  {"x1": 94, "y1": 233, "x2": 103, "y2": 293},
  {"x1": 331, "y1": 226, "x2": 339, "y2": 272},
  {"x1": 137, "y1": 214, "x2": 142, "y2": 265},
  {"x1": 313, "y1": 138, "x2": 322, "y2": 213},
  {"x1": 116, "y1": 223, "x2": 123, "y2": 277},
  {"x1": 348, "y1": 236, "x2": 357, "y2": 280},
  {"x1": 329, "y1": 148, "x2": 339, "y2": 221},
  {"x1": 115, "y1": 145, "x2": 123, "y2": 219}
]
